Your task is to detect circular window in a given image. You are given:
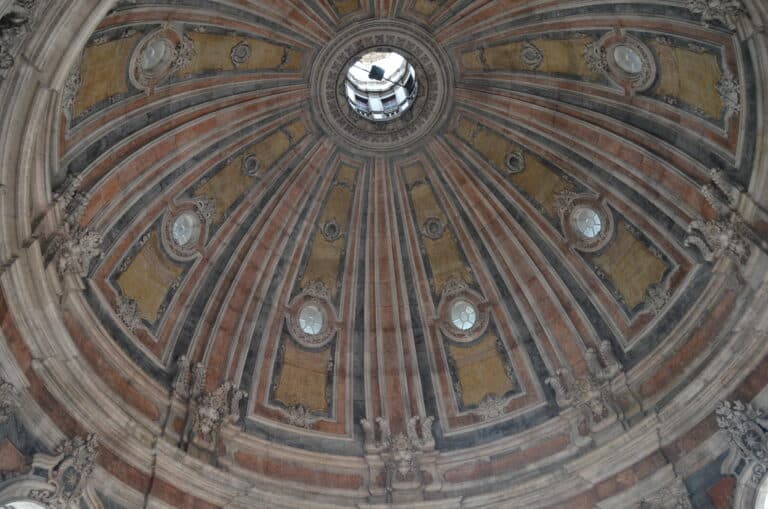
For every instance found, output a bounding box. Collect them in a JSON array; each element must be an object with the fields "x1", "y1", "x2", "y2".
[
  {"x1": 612, "y1": 45, "x2": 643, "y2": 75},
  {"x1": 298, "y1": 304, "x2": 324, "y2": 335},
  {"x1": 139, "y1": 38, "x2": 172, "y2": 71},
  {"x1": 572, "y1": 207, "x2": 603, "y2": 239},
  {"x1": 450, "y1": 300, "x2": 477, "y2": 331},
  {"x1": 172, "y1": 212, "x2": 201, "y2": 247},
  {"x1": 345, "y1": 51, "x2": 417, "y2": 122}
]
